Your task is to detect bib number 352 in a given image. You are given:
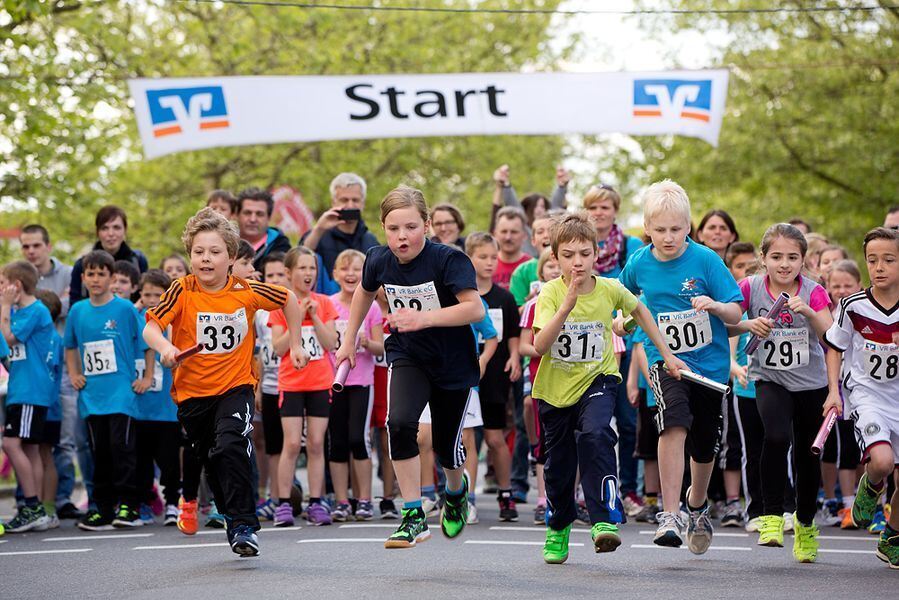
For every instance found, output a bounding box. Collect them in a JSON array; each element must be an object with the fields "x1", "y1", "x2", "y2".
[
  {"x1": 551, "y1": 321, "x2": 605, "y2": 363},
  {"x1": 196, "y1": 309, "x2": 248, "y2": 355},
  {"x1": 83, "y1": 339, "x2": 117, "y2": 376},
  {"x1": 658, "y1": 309, "x2": 712, "y2": 354}
]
